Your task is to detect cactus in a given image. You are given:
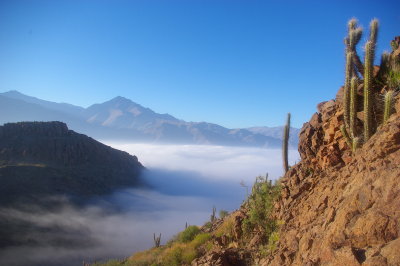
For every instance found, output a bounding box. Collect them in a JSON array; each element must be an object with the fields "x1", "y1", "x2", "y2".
[
  {"x1": 383, "y1": 91, "x2": 394, "y2": 123},
  {"x1": 363, "y1": 40, "x2": 375, "y2": 141},
  {"x1": 369, "y1": 19, "x2": 379, "y2": 45},
  {"x1": 344, "y1": 51, "x2": 354, "y2": 128},
  {"x1": 340, "y1": 125, "x2": 352, "y2": 148},
  {"x1": 210, "y1": 206, "x2": 216, "y2": 223},
  {"x1": 282, "y1": 113, "x2": 291, "y2": 173},
  {"x1": 348, "y1": 18, "x2": 357, "y2": 31},
  {"x1": 344, "y1": 18, "x2": 364, "y2": 76},
  {"x1": 352, "y1": 137, "x2": 360, "y2": 153},
  {"x1": 349, "y1": 77, "x2": 358, "y2": 137},
  {"x1": 153, "y1": 233, "x2": 161, "y2": 248}
]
